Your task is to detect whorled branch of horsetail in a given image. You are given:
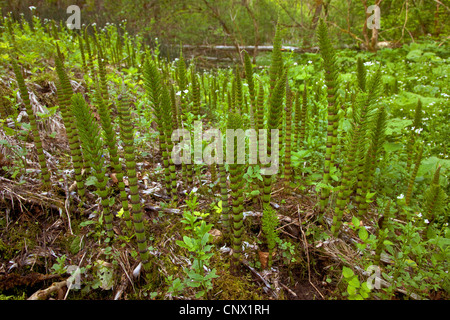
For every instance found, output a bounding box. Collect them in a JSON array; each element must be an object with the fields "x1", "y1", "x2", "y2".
[
  {"x1": 190, "y1": 66, "x2": 201, "y2": 117},
  {"x1": 268, "y1": 23, "x2": 283, "y2": 93},
  {"x1": 70, "y1": 93, "x2": 113, "y2": 237},
  {"x1": 354, "y1": 67, "x2": 383, "y2": 207},
  {"x1": 11, "y1": 58, "x2": 50, "y2": 188},
  {"x1": 331, "y1": 92, "x2": 369, "y2": 236},
  {"x1": 54, "y1": 49, "x2": 85, "y2": 198},
  {"x1": 357, "y1": 105, "x2": 388, "y2": 216},
  {"x1": 117, "y1": 92, "x2": 151, "y2": 272},
  {"x1": 234, "y1": 66, "x2": 244, "y2": 114},
  {"x1": 283, "y1": 83, "x2": 293, "y2": 187},
  {"x1": 317, "y1": 19, "x2": 339, "y2": 215},
  {"x1": 227, "y1": 112, "x2": 246, "y2": 271},
  {"x1": 262, "y1": 71, "x2": 287, "y2": 206}
]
